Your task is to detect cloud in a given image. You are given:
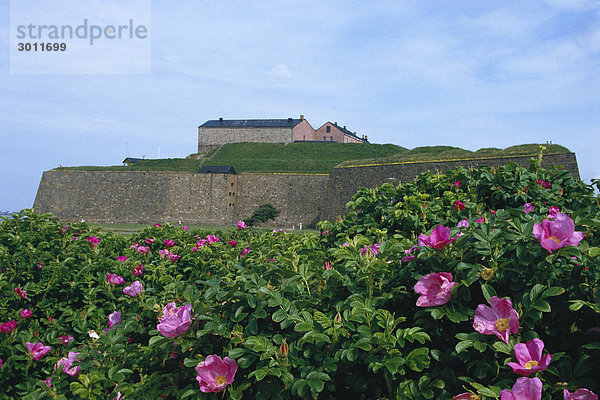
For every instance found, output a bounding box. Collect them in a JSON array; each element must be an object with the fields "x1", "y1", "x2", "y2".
[{"x1": 269, "y1": 64, "x2": 292, "y2": 78}]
